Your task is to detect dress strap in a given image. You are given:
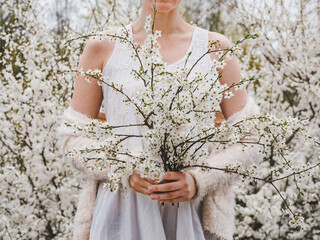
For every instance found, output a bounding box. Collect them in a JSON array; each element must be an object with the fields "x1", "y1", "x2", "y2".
[
  {"x1": 119, "y1": 23, "x2": 211, "y2": 68},
  {"x1": 127, "y1": 22, "x2": 133, "y2": 39},
  {"x1": 102, "y1": 24, "x2": 132, "y2": 74},
  {"x1": 192, "y1": 27, "x2": 209, "y2": 52},
  {"x1": 123, "y1": 23, "x2": 209, "y2": 53},
  {"x1": 187, "y1": 26, "x2": 213, "y2": 69},
  {"x1": 116, "y1": 23, "x2": 132, "y2": 50}
]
